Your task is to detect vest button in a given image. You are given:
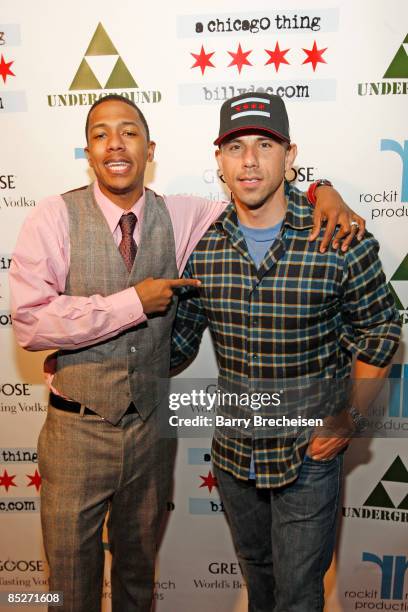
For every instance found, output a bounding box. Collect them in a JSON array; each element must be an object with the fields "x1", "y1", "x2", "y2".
[{"x1": 130, "y1": 346, "x2": 137, "y2": 353}]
